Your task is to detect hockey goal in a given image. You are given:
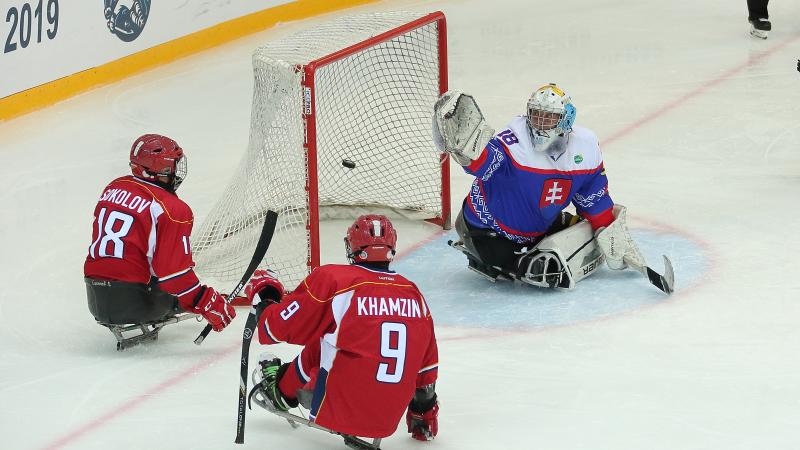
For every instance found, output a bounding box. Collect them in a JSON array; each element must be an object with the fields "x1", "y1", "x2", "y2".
[{"x1": 193, "y1": 11, "x2": 450, "y2": 289}]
